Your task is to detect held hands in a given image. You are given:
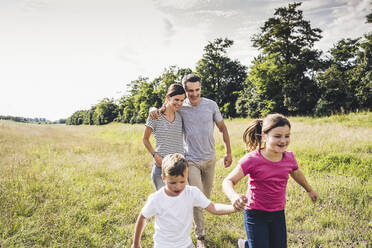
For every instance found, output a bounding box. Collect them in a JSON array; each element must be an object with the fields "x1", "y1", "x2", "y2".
[
  {"x1": 232, "y1": 194, "x2": 248, "y2": 211},
  {"x1": 224, "y1": 154, "x2": 232, "y2": 167},
  {"x1": 307, "y1": 190, "x2": 318, "y2": 202},
  {"x1": 131, "y1": 244, "x2": 141, "y2": 248}
]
